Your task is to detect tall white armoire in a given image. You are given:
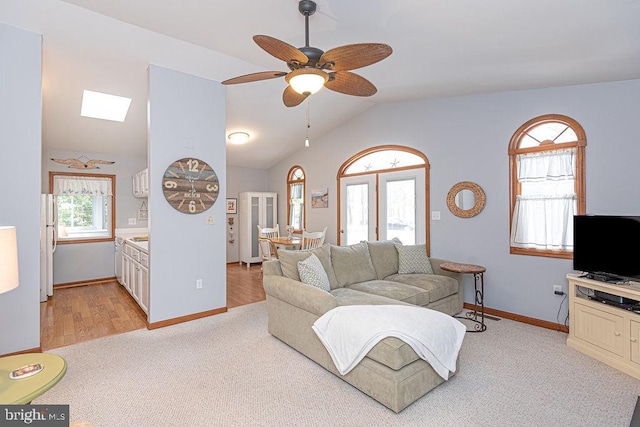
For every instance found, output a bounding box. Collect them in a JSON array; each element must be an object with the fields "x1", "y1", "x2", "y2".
[{"x1": 239, "y1": 191, "x2": 278, "y2": 268}]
